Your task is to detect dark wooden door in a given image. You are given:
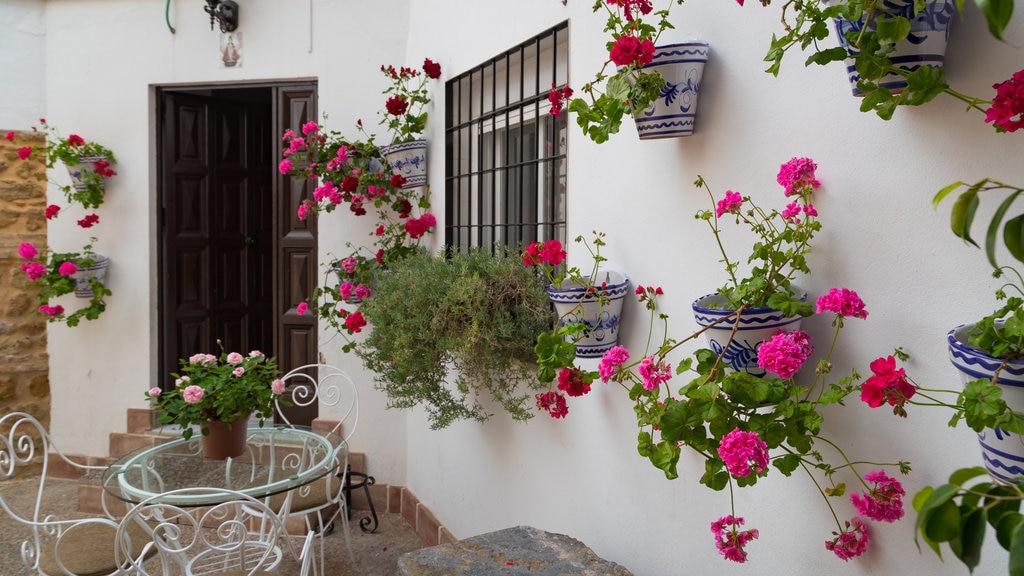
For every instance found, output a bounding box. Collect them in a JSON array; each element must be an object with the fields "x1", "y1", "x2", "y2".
[
  {"x1": 158, "y1": 83, "x2": 319, "y2": 424},
  {"x1": 158, "y1": 88, "x2": 277, "y2": 380}
]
